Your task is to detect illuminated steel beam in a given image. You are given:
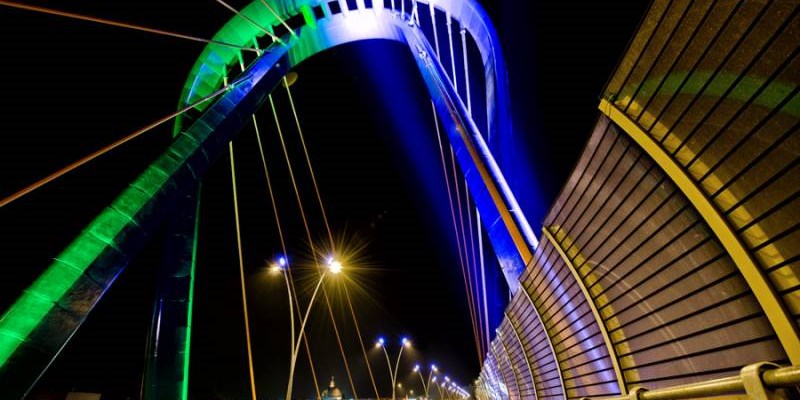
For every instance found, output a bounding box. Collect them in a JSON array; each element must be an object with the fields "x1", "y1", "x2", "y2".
[
  {"x1": 402, "y1": 23, "x2": 536, "y2": 292},
  {"x1": 0, "y1": 45, "x2": 291, "y2": 397},
  {"x1": 0, "y1": 3, "x2": 535, "y2": 394},
  {"x1": 141, "y1": 186, "x2": 201, "y2": 400},
  {"x1": 176, "y1": 0, "x2": 536, "y2": 289},
  {"x1": 599, "y1": 98, "x2": 800, "y2": 365},
  {"x1": 175, "y1": 0, "x2": 514, "y2": 156}
]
